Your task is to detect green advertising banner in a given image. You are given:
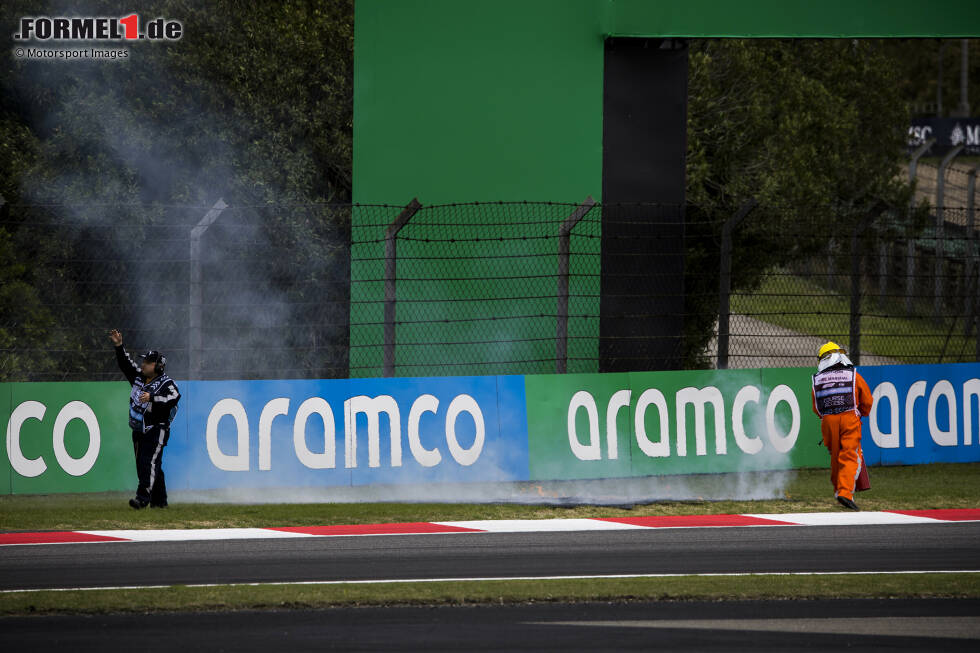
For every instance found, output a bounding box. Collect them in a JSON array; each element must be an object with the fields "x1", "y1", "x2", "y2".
[
  {"x1": 5, "y1": 382, "x2": 133, "y2": 494},
  {"x1": 525, "y1": 367, "x2": 824, "y2": 481},
  {"x1": 1, "y1": 384, "x2": 11, "y2": 495}
]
